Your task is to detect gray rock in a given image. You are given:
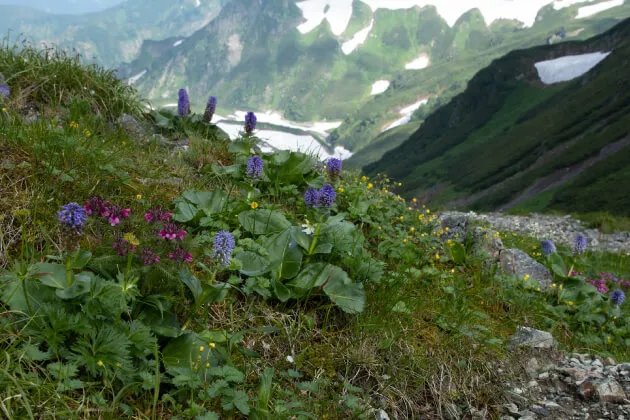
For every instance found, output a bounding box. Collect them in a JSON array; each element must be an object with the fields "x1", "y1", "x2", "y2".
[
  {"x1": 374, "y1": 409, "x2": 390, "y2": 420},
  {"x1": 526, "y1": 357, "x2": 540, "y2": 378},
  {"x1": 504, "y1": 403, "x2": 519, "y2": 415},
  {"x1": 116, "y1": 113, "x2": 151, "y2": 140},
  {"x1": 509, "y1": 327, "x2": 556, "y2": 349},
  {"x1": 499, "y1": 248, "x2": 553, "y2": 289},
  {"x1": 470, "y1": 226, "x2": 504, "y2": 260},
  {"x1": 530, "y1": 404, "x2": 550, "y2": 417},
  {"x1": 439, "y1": 214, "x2": 468, "y2": 240},
  {"x1": 518, "y1": 409, "x2": 537, "y2": 420}
]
